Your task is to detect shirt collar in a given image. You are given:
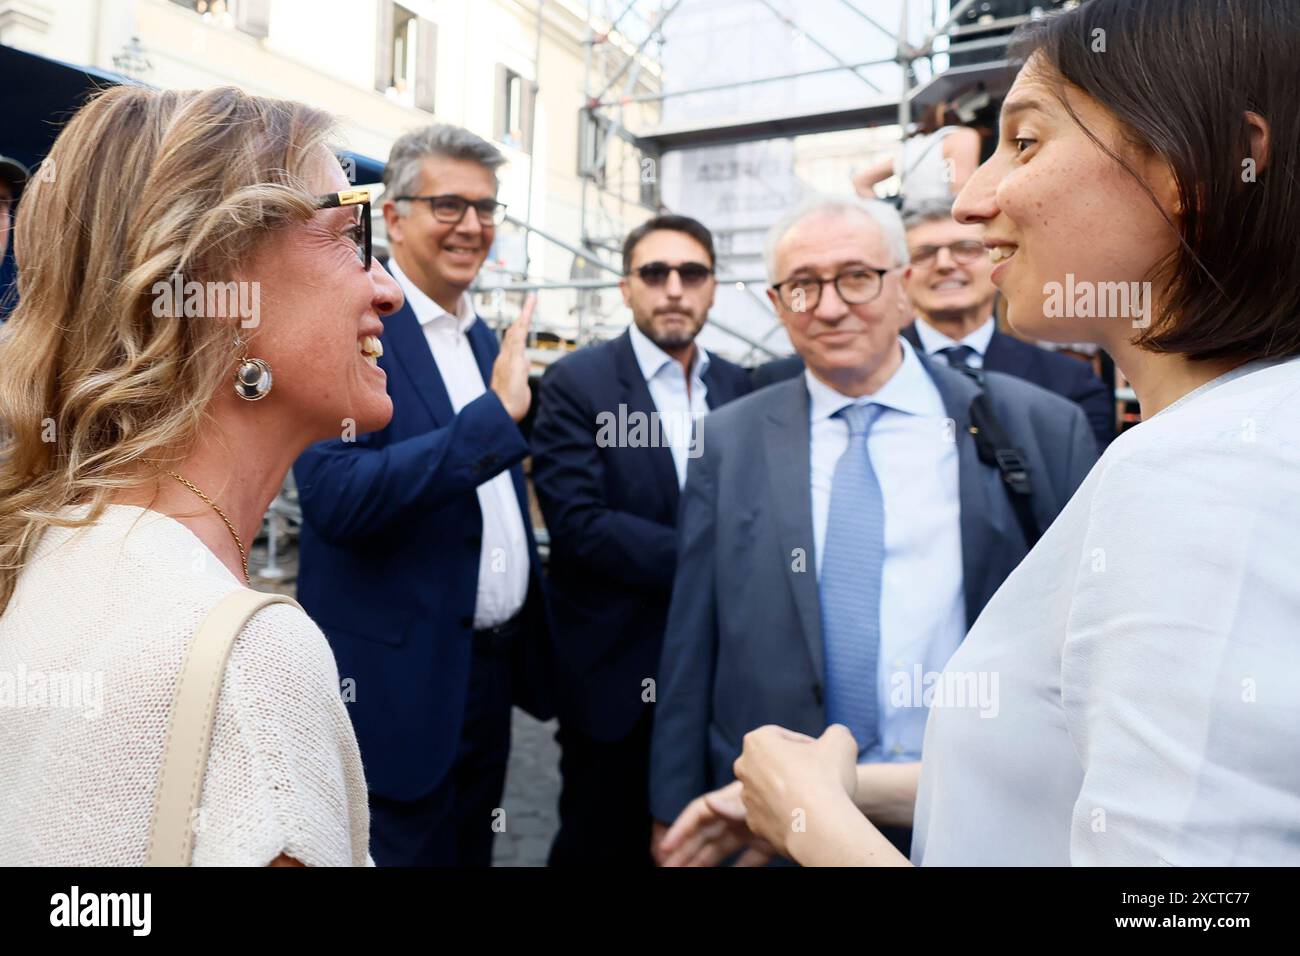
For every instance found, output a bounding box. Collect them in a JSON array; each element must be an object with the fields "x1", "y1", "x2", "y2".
[
  {"x1": 627, "y1": 320, "x2": 711, "y2": 382},
  {"x1": 805, "y1": 336, "x2": 938, "y2": 423},
  {"x1": 388, "y1": 256, "x2": 476, "y2": 334},
  {"x1": 913, "y1": 315, "x2": 996, "y2": 357}
]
